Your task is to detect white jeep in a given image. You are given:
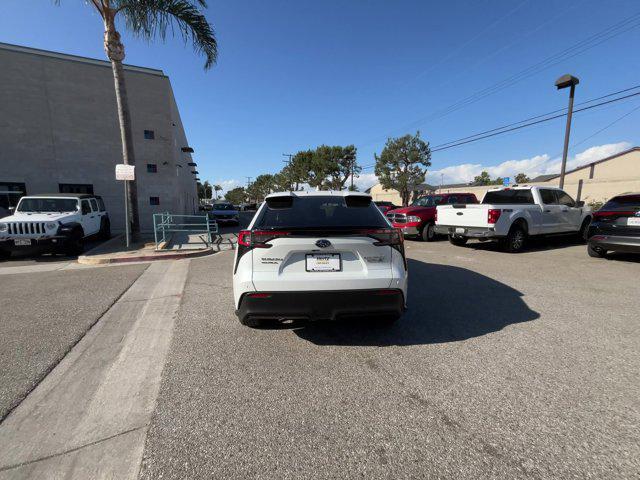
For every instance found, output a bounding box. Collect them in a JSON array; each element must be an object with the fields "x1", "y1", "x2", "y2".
[{"x1": 0, "y1": 194, "x2": 110, "y2": 258}]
